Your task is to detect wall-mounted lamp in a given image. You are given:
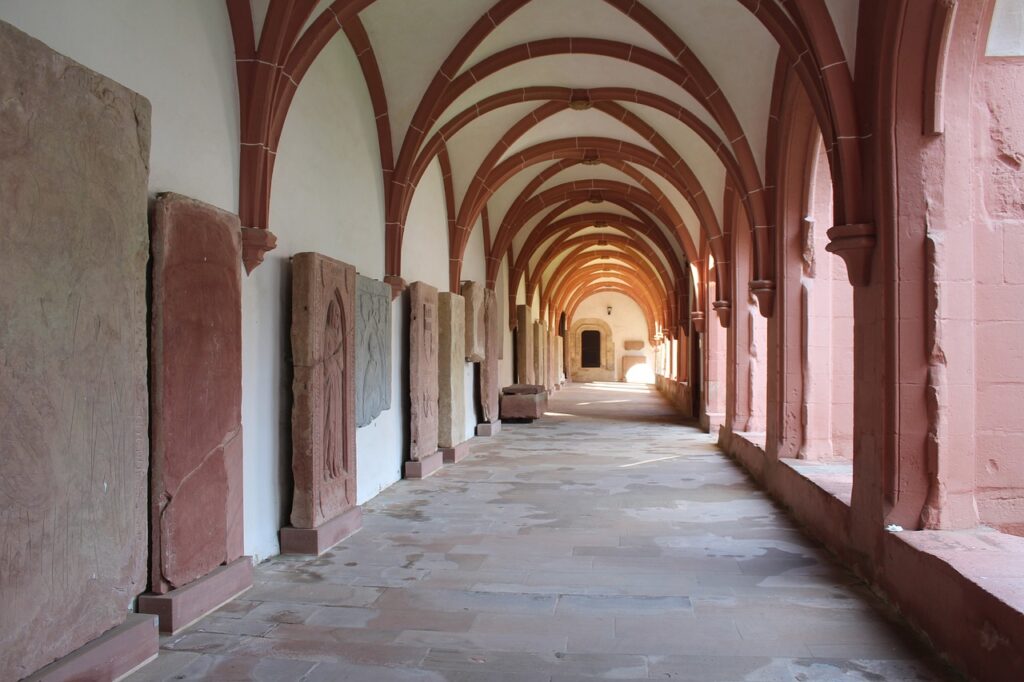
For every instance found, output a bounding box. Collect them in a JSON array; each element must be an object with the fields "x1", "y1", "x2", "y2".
[{"x1": 606, "y1": 305, "x2": 613, "y2": 316}]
